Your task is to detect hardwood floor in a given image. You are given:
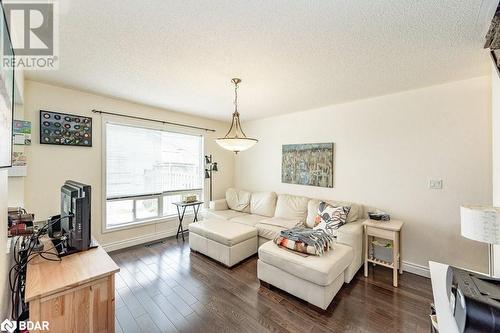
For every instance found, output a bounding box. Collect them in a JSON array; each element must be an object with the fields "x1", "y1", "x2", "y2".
[{"x1": 109, "y1": 236, "x2": 433, "y2": 333}]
